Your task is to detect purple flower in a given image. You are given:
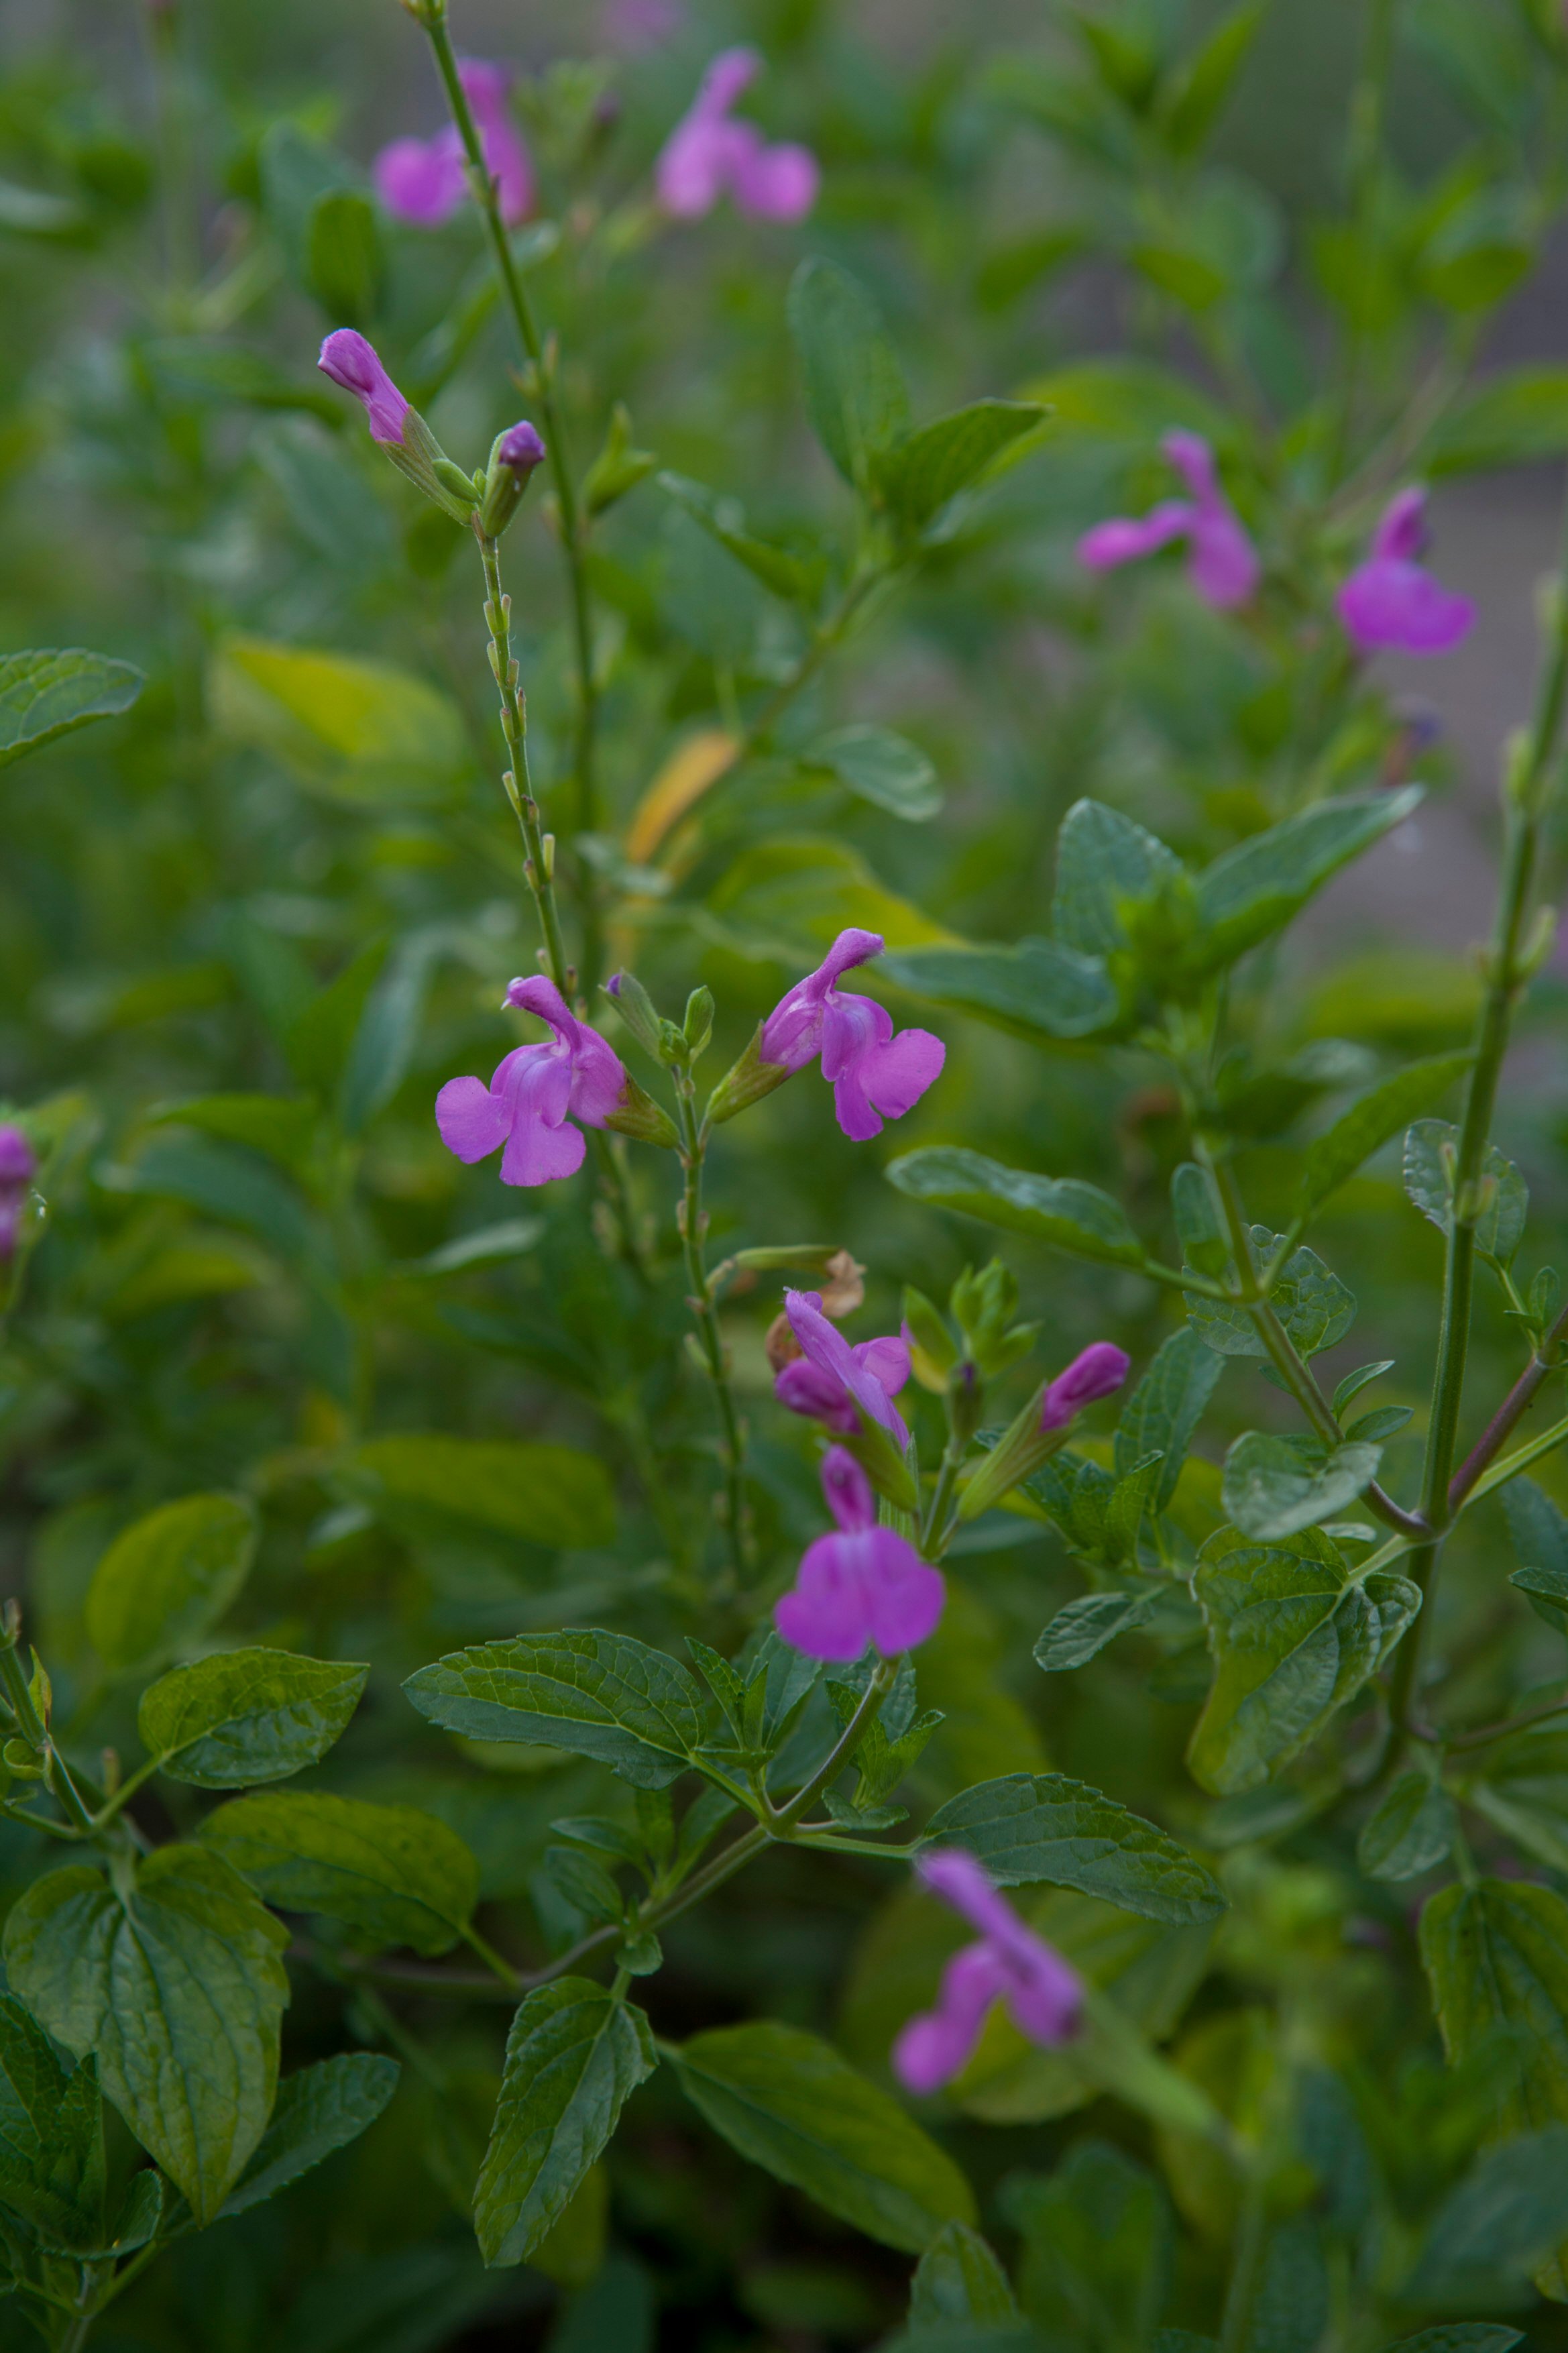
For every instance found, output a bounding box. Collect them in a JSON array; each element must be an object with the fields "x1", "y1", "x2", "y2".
[
  {"x1": 0, "y1": 1126, "x2": 36, "y2": 1262},
  {"x1": 1337, "y1": 488, "x2": 1474, "y2": 657},
  {"x1": 1040, "y1": 1341, "x2": 1131, "y2": 1432},
  {"x1": 775, "y1": 1289, "x2": 911, "y2": 1443},
  {"x1": 603, "y1": 0, "x2": 682, "y2": 49},
  {"x1": 496, "y1": 421, "x2": 546, "y2": 476},
  {"x1": 759, "y1": 930, "x2": 945, "y2": 1143},
  {"x1": 655, "y1": 46, "x2": 820, "y2": 224},
  {"x1": 893, "y1": 1849, "x2": 1083, "y2": 2094},
  {"x1": 317, "y1": 331, "x2": 410, "y2": 447},
  {"x1": 435, "y1": 977, "x2": 628, "y2": 1187},
  {"x1": 775, "y1": 1446, "x2": 946, "y2": 1663},
  {"x1": 374, "y1": 58, "x2": 533, "y2": 230},
  {"x1": 1078, "y1": 431, "x2": 1260, "y2": 611}
]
